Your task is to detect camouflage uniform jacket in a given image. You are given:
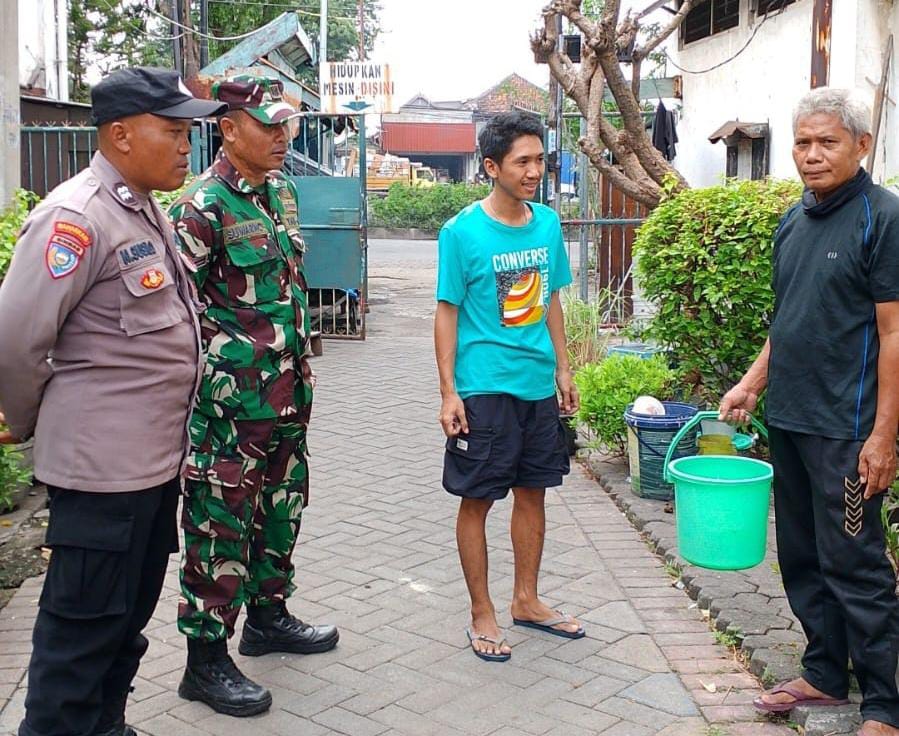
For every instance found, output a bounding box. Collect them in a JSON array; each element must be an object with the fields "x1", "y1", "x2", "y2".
[{"x1": 170, "y1": 151, "x2": 312, "y2": 423}]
